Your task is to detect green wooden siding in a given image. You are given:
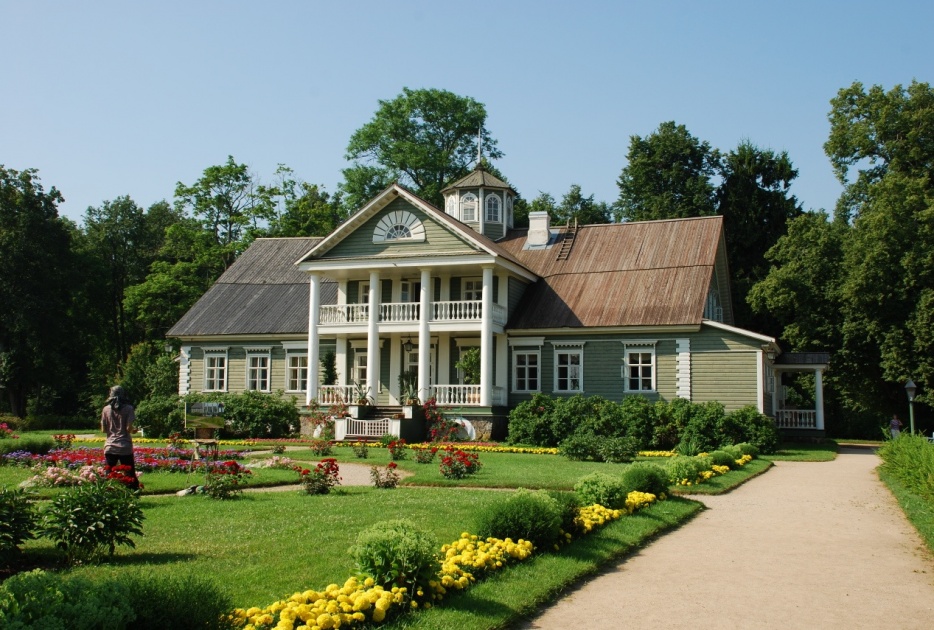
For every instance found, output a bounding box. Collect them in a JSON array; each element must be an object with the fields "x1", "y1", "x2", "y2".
[
  {"x1": 691, "y1": 351, "x2": 758, "y2": 410},
  {"x1": 508, "y1": 278, "x2": 526, "y2": 322},
  {"x1": 324, "y1": 199, "x2": 477, "y2": 259}
]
